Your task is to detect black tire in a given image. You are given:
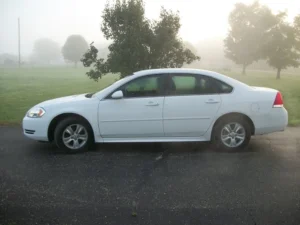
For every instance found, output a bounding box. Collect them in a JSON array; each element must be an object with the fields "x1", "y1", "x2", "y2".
[
  {"x1": 54, "y1": 117, "x2": 94, "y2": 153},
  {"x1": 213, "y1": 115, "x2": 251, "y2": 152}
]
